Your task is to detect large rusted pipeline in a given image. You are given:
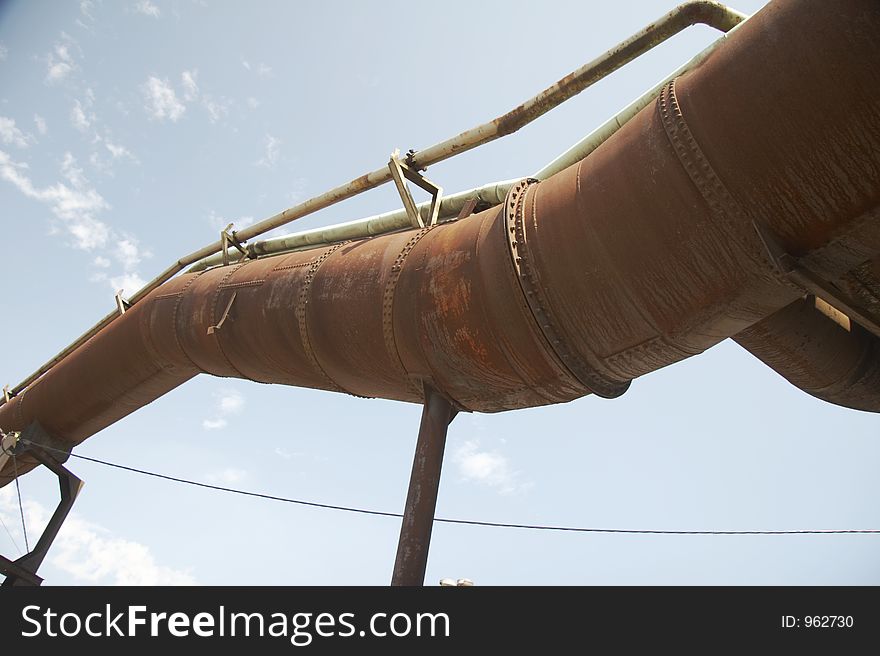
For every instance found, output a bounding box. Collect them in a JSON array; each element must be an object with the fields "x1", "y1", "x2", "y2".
[
  {"x1": 735, "y1": 252, "x2": 880, "y2": 412},
  {"x1": 3, "y1": 0, "x2": 880, "y2": 486},
  {"x1": 735, "y1": 296, "x2": 880, "y2": 413}
]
